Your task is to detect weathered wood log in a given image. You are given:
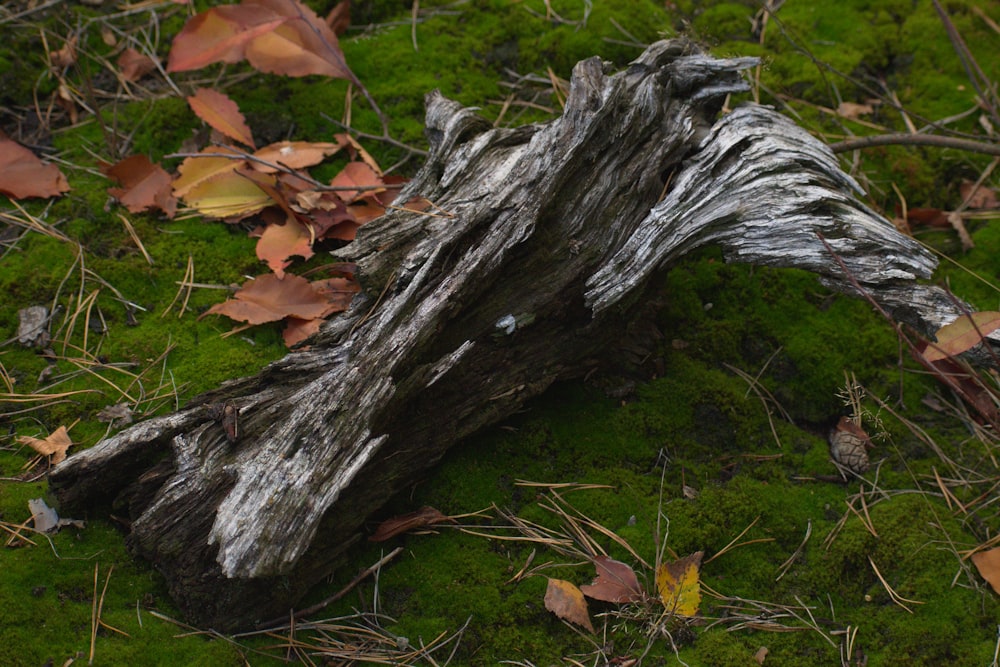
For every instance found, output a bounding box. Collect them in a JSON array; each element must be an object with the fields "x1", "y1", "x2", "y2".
[{"x1": 49, "y1": 38, "x2": 982, "y2": 630}]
